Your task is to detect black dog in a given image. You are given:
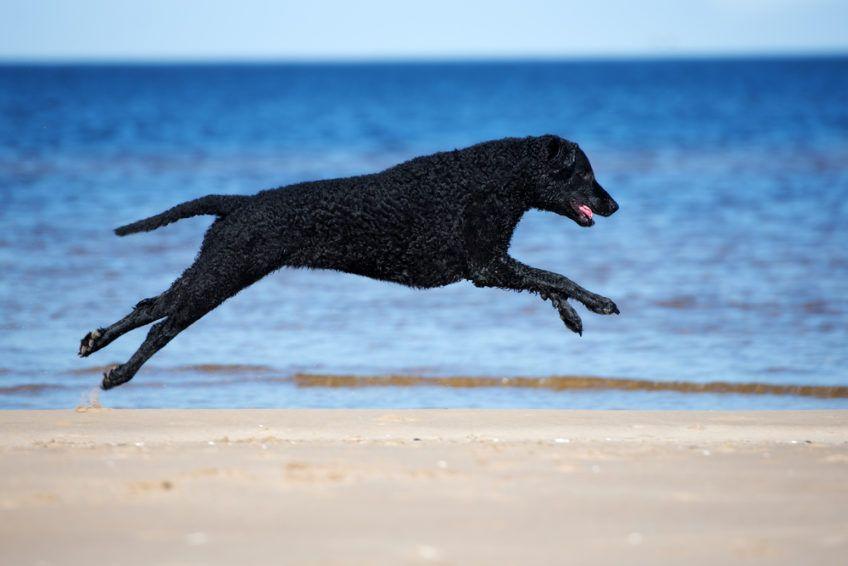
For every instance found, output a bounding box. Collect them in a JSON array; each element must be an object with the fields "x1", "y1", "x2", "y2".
[{"x1": 79, "y1": 135, "x2": 620, "y2": 389}]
